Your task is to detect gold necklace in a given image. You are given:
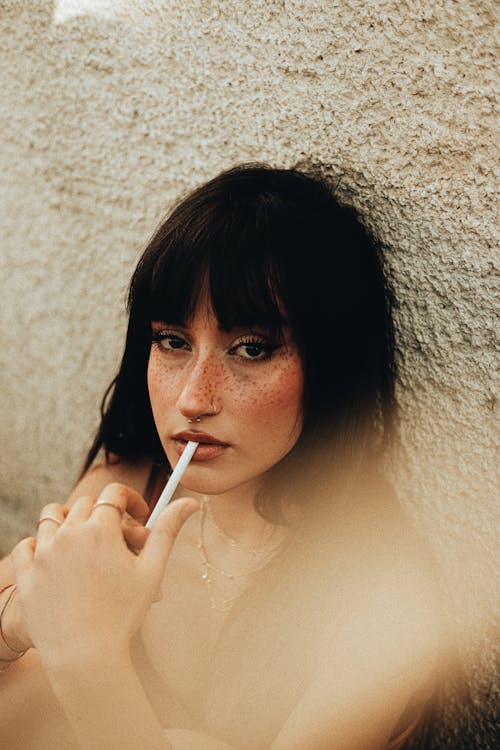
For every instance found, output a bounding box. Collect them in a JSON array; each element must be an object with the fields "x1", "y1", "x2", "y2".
[
  {"x1": 197, "y1": 496, "x2": 282, "y2": 612},
  {"x1": 205, "y1": 494, "x2": 277, "y2": 556}
]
